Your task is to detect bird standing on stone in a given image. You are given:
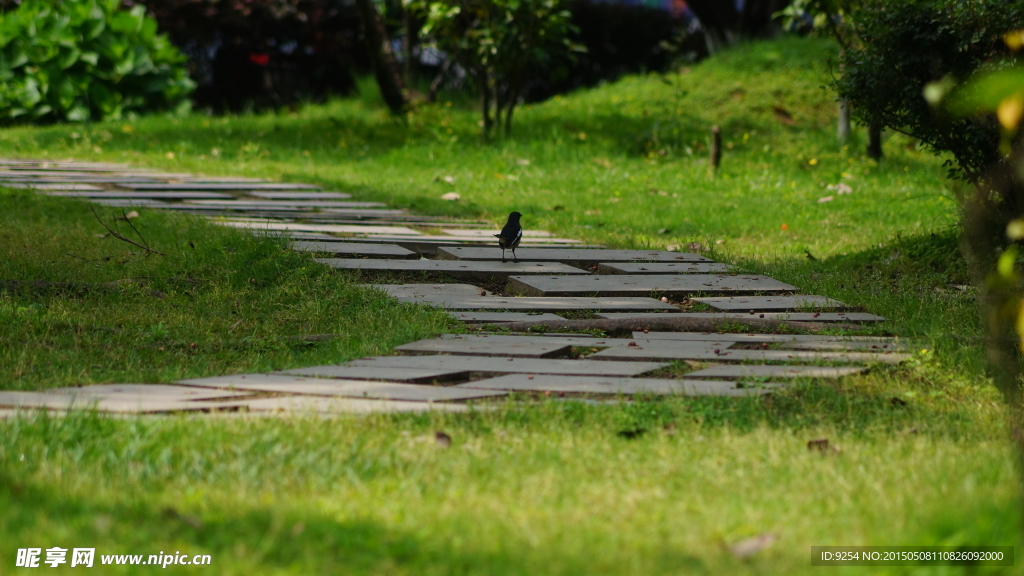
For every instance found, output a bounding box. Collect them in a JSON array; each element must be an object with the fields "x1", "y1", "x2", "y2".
[{"x1": 495, "y1": 211, "x2": 523, "y2": 263}]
